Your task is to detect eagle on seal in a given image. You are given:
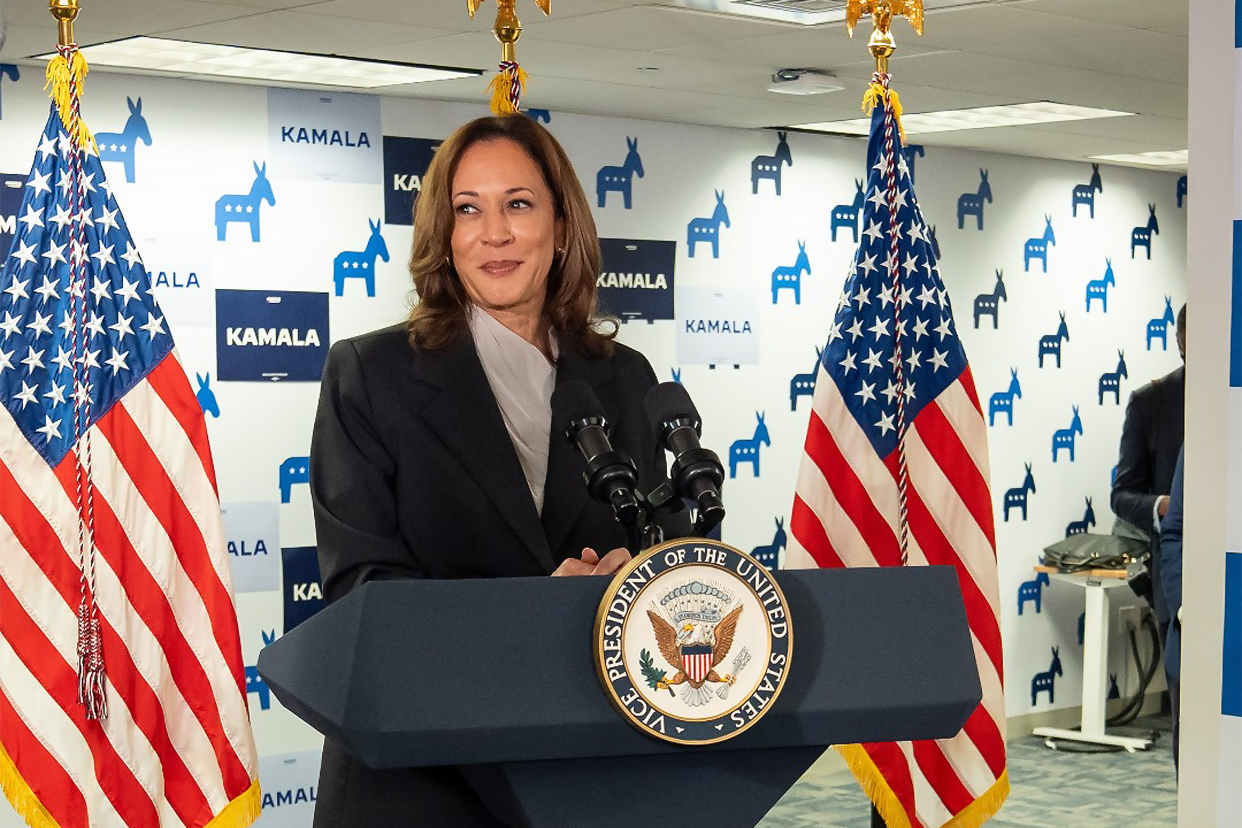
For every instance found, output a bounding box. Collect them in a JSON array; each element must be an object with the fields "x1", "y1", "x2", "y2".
[{"x1": 646, "y1": 604, "x2": 743, "y2": 693}]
